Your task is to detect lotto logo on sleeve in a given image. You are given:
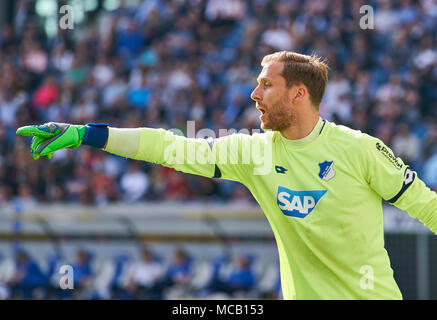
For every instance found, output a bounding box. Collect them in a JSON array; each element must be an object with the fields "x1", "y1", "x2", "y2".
[{"x1": 277, "y1": 186, "x2": 327, "y2": 219}]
